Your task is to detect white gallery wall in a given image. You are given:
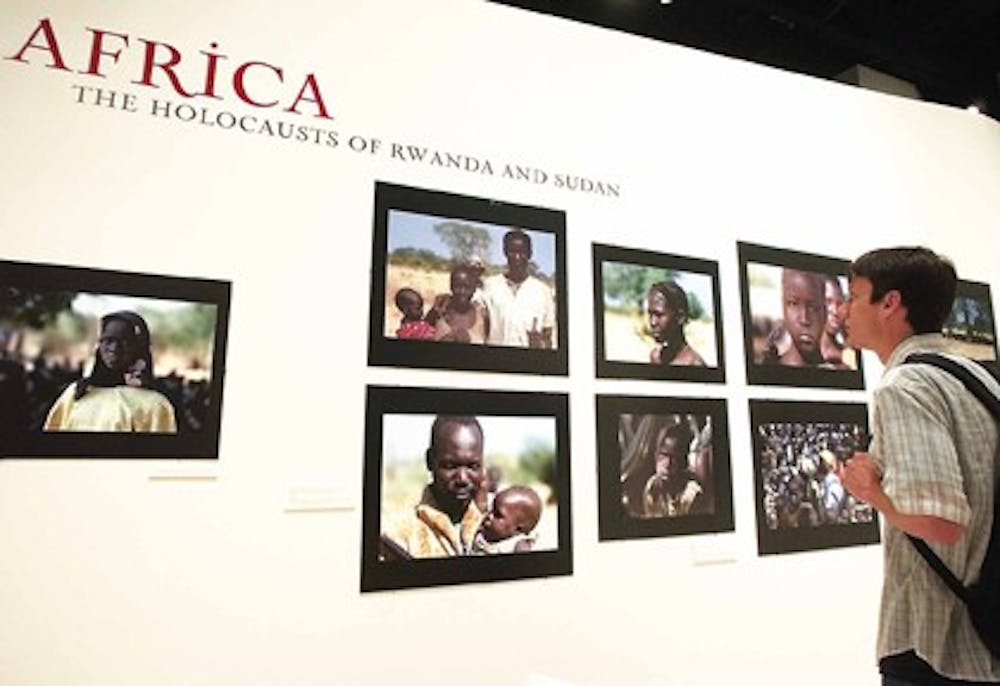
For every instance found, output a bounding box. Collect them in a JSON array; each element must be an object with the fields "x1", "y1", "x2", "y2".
[{"x1": 1, "y1": 2, "x2": 998, "y2": 684}]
